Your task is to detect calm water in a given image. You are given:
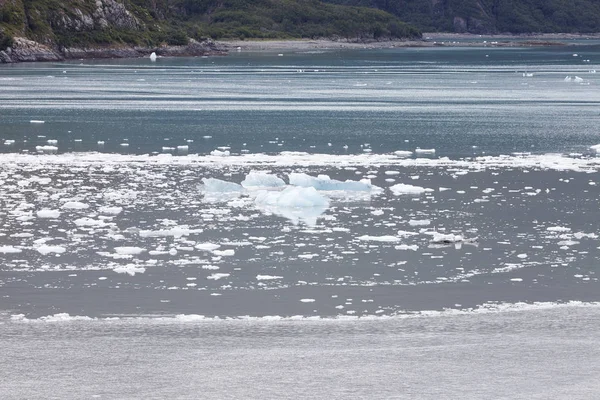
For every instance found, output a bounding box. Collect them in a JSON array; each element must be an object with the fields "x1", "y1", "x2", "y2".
[{"x1": 1, "y1": 45, "x2": 600, "y2": 398}]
